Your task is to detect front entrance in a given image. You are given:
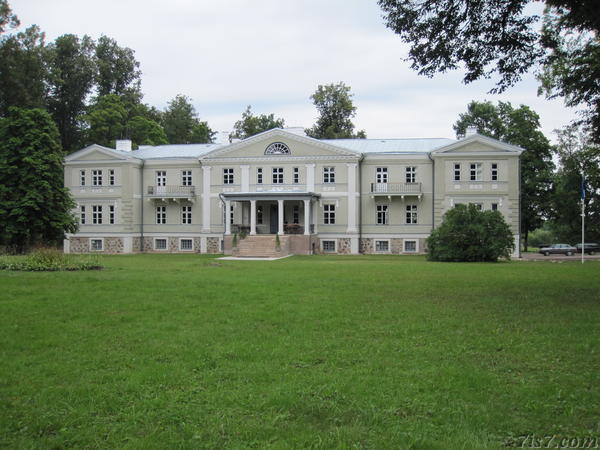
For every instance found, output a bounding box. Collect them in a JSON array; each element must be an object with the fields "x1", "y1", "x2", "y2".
[{"x1": 269, "y1": 205, "x2": 278, "y2": 234}]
